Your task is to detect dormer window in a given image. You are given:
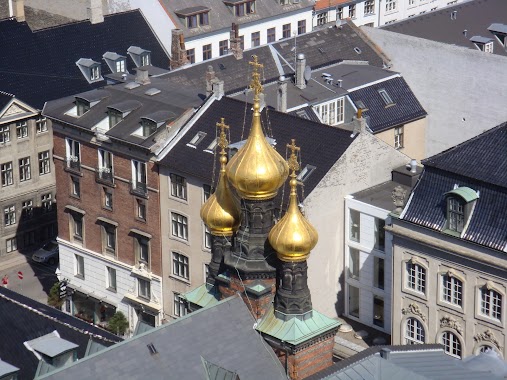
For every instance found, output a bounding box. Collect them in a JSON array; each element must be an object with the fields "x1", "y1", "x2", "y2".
[
  {"x1": 176, "y1": 7, "x2": 210, "y2": 28},
  {"x1": 76, "y1": 99, "x2": 90, "y2": 117},
  {"x1": 76, "y1": 58, "x2": 103, "y2": 83},
  {"x1": 297, "y1": 164, "x2": 316, "y2": 183},
  {"x1": 470, "y1": 36, "x2": 494, "y2": 53},
  {"x1": 108, "y1": 109, "x2": 123, "y2": 129},
  {"x1": 224, "y1": 0, "x2": 255, "y2": 16},
  {"x1": 444, "y1": 186, "x2": 479, "y2": 235},
  {"x1": 141, "y1": 119, "x2": 157, "y2": 137},
  {"x1": 127, "y1": 46, "x2": 151, "y2": 68},
  {"x1": 103, "y1": 52, "x2": 127, "y2": 73}
]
